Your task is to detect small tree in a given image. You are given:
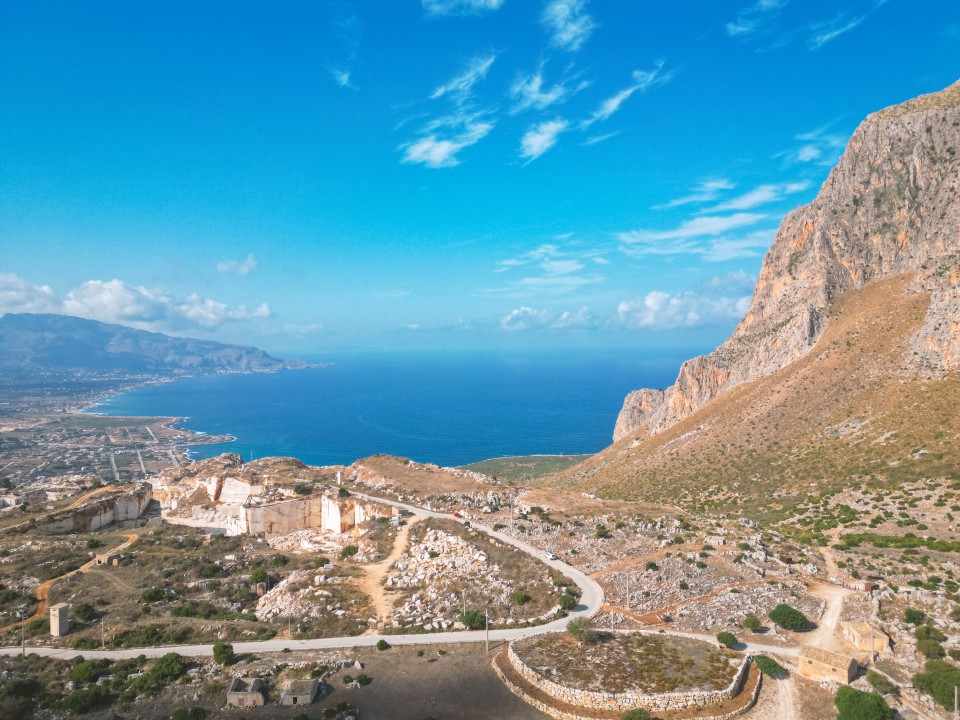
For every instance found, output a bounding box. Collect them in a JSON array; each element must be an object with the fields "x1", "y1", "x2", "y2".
[
  {"x1": 716, "y1": 631, "x2": 737, "y2": 648},
  {"x1": 834, "y1": 686, "x2": 892, "y2": 720},
  {"x1": 250, "y1": 568, "x2": 267, "y2": 584},
  {"x1": 558, "y1": 593, "x2": 577, "y2": 611},
  {"x1": 459, "y1": 609, "x2": 485, "y2": 630},
  {"x1": 212, "y1": 640, "x2": 234, "y2": 666},
  {"x1": 151, "y1": 653, "x2": 186, "y2": 682},
  {"x1": 341, "y1": 544, "x2": 359, "y2": 558},
  {"x1": 742, "y1": 613, "x2": 761, "y2": 631},
  {"x1": 768, "y1": 603, "x2": 808, "y2": 630},
  {"x1": 271, "y1": 554, "x2": 289, "y2": 568},
  {"x1": 376, "y1": 639, "x2": 390, "y2": 651},
  {"x1": 567, "y1": 617, "x2": 594, "y2": 645},
  {"x1": 903, "y1": 608, "x2": 926, "y2": 625}
]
